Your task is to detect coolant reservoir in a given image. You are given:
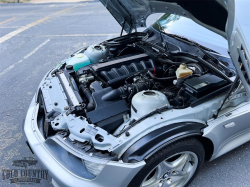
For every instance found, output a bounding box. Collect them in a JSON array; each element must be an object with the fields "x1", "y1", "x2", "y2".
[
  {"x1": 131, "y1": 90, "x2": 169, "y2": 120},
  {"x1": 84, "y1": 44, "x2": 108, "y2": 63},
  {"x1": 176, "y1": 63, "x2": 193, "y2": 79},
  {"x1": 65, "y1": 44, "x2": 108, "y2": 71},
  {"x1": 66, "y1": 53, "x2": 91, "y2": 71}
]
